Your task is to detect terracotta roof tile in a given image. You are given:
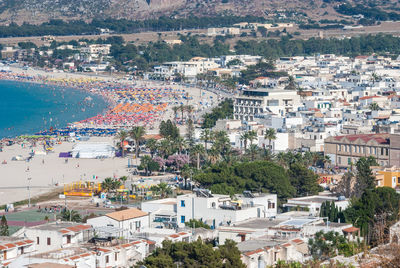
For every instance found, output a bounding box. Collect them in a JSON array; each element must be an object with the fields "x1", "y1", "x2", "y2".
[
  {"x1": 244, "y1": 248, "x2": 264, "y2": 256},
  {"x1": 105, "y1": 208, "x2": 148, "y2": 221},
  {"x1": 291, "y1": 239, "x2": 304, "y2": 244},
  {"x1": 97, "y1": 248, "x2": 111, "y2": 253},
  {"x1": 4, "y1": 243, "x2": 15, "y2": 249},
  {"x1": 343, "y1": 227, "x2": 359, "y2": 233}
]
